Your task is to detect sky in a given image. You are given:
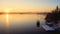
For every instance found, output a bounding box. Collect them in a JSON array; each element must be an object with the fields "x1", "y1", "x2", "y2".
[{"x1": 0, "y1": 0, "x2": 60, "y2": 12}]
